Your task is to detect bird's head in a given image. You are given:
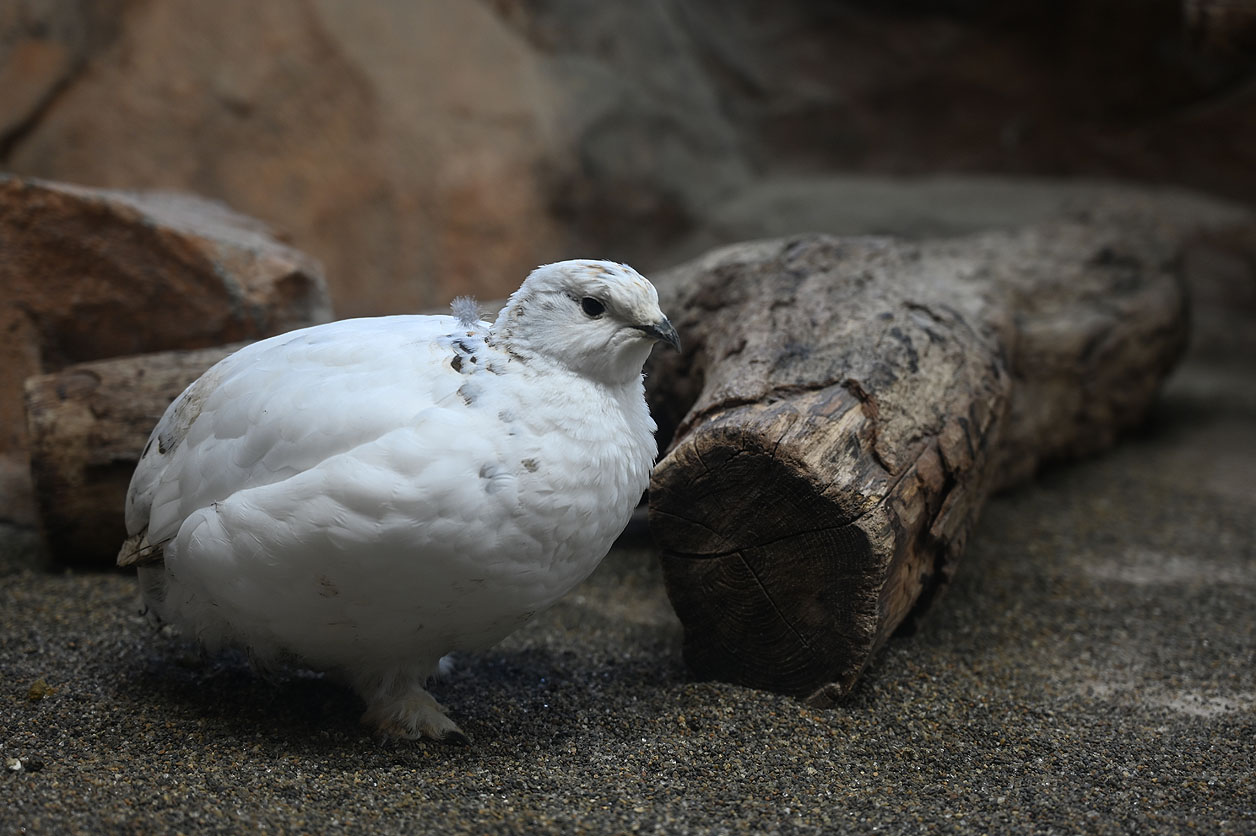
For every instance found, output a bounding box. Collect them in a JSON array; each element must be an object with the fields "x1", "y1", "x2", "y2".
[{"x1": 491, "y1": 260, "x2": 680, "y2": 386}]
